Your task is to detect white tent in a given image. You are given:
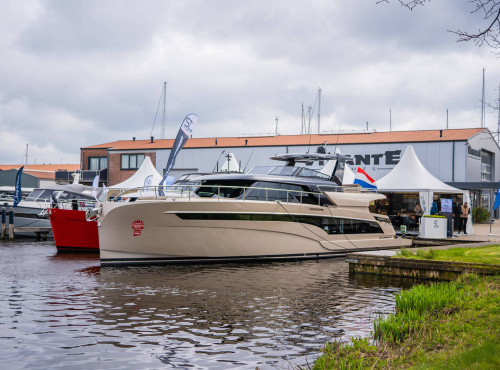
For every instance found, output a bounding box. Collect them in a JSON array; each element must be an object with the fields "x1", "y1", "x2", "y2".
[
  {"x1": 219, "y1": 153, "x2": 242, "y2": 172},
  {"x1": 109, "y1": 156, "x2": 163, "y2": 190},
  {"x1": 377, "y1": 145, "x2": 472, "y2": 235}
]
